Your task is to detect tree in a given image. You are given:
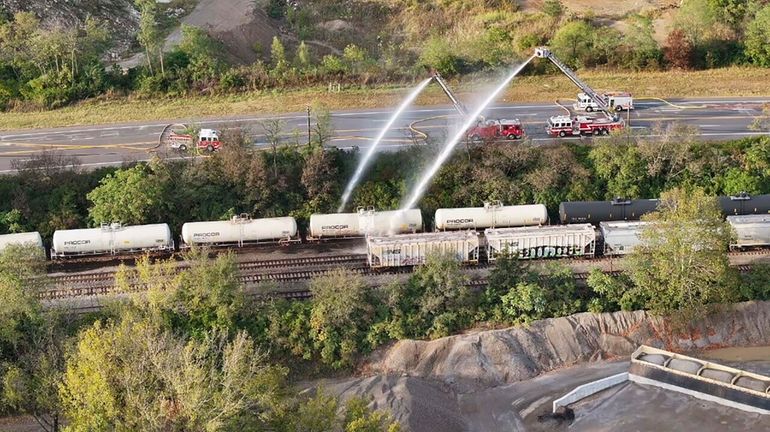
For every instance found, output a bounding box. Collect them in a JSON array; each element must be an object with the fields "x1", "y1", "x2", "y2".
[
  {"x1": 385, "y1": 253, "x2": 471, "y2": 339},
  {"x1": 480, "y1": 249, "x2": 528, "y2": 320},
  {"x1": 542, "y1": 0, "x2": 564, "y2": 18},
  {"x1": 586, "y1": 268, "x2": 643, "y2": 312},
  {"x1": 745, "y1": 5, "x2": 770, "y2": 67},
  {"x1": 549, "y1": 21, "x2": 596, "y2": 68},
  {"x1": 280, "y1": 391, "x2": 400, "y2": 432},
  {"x1": 117, "y1": 251, "x2": 244, "y2": 337},
  {"x1": 664, "y1": 29, "x2": 694, "y2": 69},
  {"x1": 135, "y1": 0, "x2": 163, "y2": 76},
  {"x1": 270, "y1": 36, "x2": 288, "y2": 72},
  {"x1": 0, "y1": 244, "x2": 45, "y2": 359},
  {"x1": 309, "y1": 269, "x2": 374, "y2": 369},
  {"x1": 312, "y1": 104, "x2": 335, "y2": 147},
  {"x1": 302, "y1": 147, "x2": 339, "y2": 212},
  {"x1": 589, "y1": 140, "x2": 649, "y2": 199},
  {"x1": 87, "y1": 163, "x2": 165, "y2": 225},
  {"x1": 626, "y1": 187, "x2": 738, "y2": 318},
  {"x1": 296, "y1": 41, "x2": 311, "y2": 69},
  {"x1": 60, "y1": 318, "x2": 287, "y2": 431},
  {"x1": 419, "y1": 36, "x2": 460, "y2": 76},
  {"x1": 260, "y1": 118, "x2": 286, "y2": 177}
]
